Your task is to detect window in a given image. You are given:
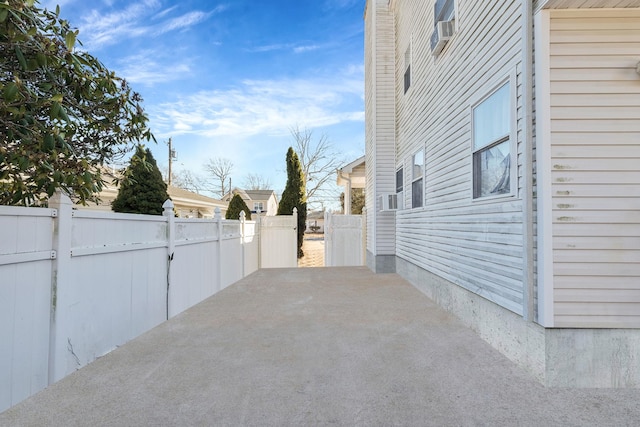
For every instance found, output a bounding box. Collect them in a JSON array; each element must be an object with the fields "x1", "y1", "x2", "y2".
[
  {"x1": 472, "y1": 82, "x2": 512, "y2": 199},
  {"x1": 403, "y1": 44, "x2": 411, "y2": 93},
  {"x1": 396, "y1": 167, "x2": 404, "y2": 209},
  {"x1": 434, "y1": 0, "x2": 455, "y2": 23},
  {"x1": 430, "y1": 0, "x2": 456, "y2": 54},
  {"x1": 411, "y1": 150, "x2": 424, "y2": 208},
  {"x1": 253, "y1": 202, "x2": 264, "y2": 212}
]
